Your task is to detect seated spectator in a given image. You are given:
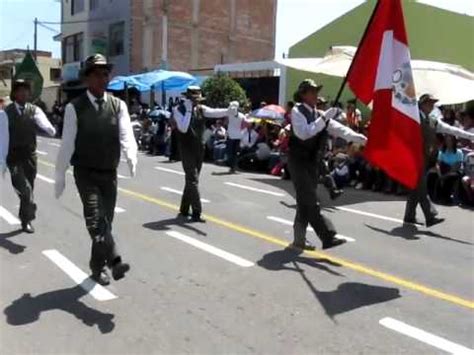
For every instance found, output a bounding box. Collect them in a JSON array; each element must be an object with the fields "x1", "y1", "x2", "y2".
[
  {"x1": 240, "y1": 124, "x2": 258, "y2": 154},
  {"x1": 436, "y1": 135, "x2": 464, "y2": 204},
  {"x1": 460, "y1": 151, "x2": 474, "y2": 206},
  {"x1": 213, "y1": 119, "x2": 227, "y2": 162},
  {"x1": 331, "y1": 153, "x2": 350, "y2": 189}
]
